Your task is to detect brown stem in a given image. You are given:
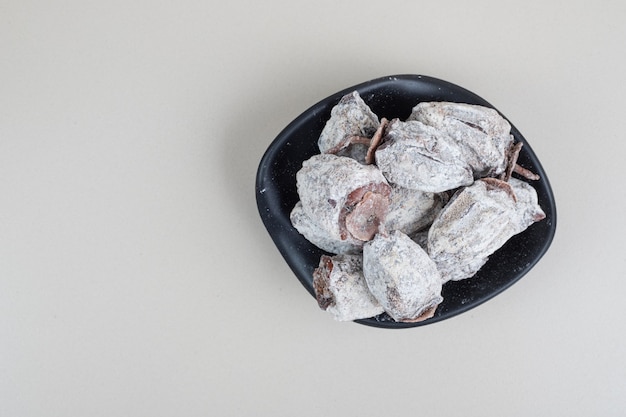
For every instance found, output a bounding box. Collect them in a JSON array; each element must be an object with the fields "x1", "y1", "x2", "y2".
[
  {"x1": 501, "y1": 142, "x2": 523, "y2": 182},
  {"x1": 482, "y1": 177, "x2": 517, "y2": 202},
  {"x1": 501, "y1": 141, "x2": 540, "y2": 181},
  {"x1": 348, "y1": 136, "x2": 372, "y2": 146},
  {"x1": 513, "y1": 164, "x2": 540, "y2": 181},
  {"x1": 365, "y1": 118, "x2": 389, "y2": 165}
]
